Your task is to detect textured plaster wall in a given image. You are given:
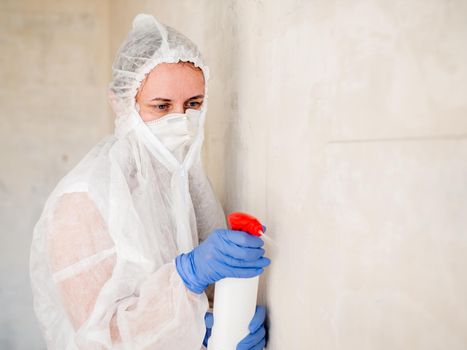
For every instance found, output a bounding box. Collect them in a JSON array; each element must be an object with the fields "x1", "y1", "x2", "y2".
[
  {"x1": 0, "y1": 1, "x2": 111, "y2": 348},
  {"x1": 222, "y1": 1, "x2": 467, "y2": 350}
]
